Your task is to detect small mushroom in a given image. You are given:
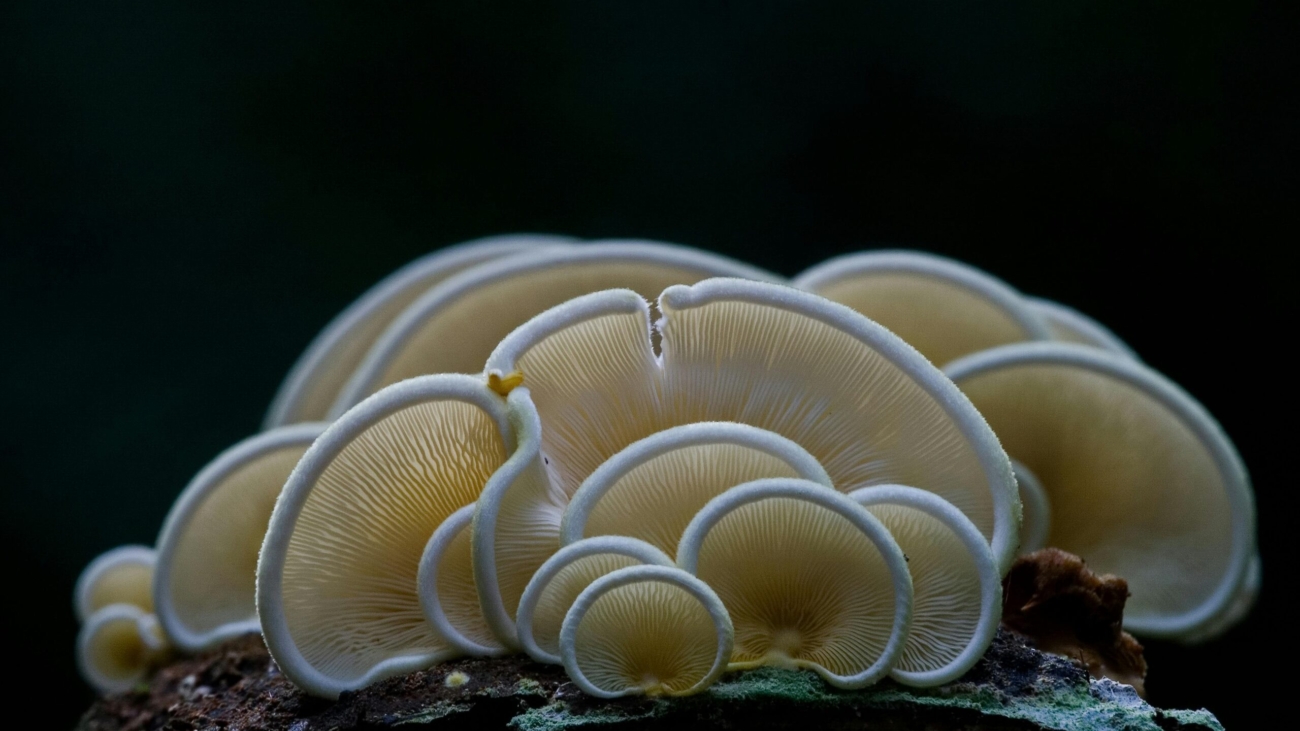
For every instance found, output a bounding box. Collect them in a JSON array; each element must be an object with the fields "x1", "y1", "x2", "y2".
[
  {"x1": 560, "y1": 422, "x2": 833, "y2": 555},
  {"x1": 793, "y1": 250, "x2": 1051, "y2": 367},
  {"x1": 849, "y1": 485, "x2": 1002, "y2": 687},
  {"x1": 263, "y1": 234, "x2": 575, "y2": 429},
  {"x1": 515, "y1": 536, "x2": 674, "y2": 664},
  {"x1": 1028, "y1": 297, "x2": 1139, "y2": 360},
  {"x1": 256, "y1": 373, "x2": 534, "y2": 698},
  {"x1": 677, "y1": 478, "x2": 913, "y2": 689},
  {"x1": 945, "y1": 343, "x2": 1256, "y2": 640},
  {"x1": 77, "y1": 604, "x2": 169, "y2": 694},
  {"x1": 330, "y1": 241, "x2": 781, "y2": 417},
  {"x1": 1012, "y1": 459, "x2": 1052, "y2": 555},
  {"x1": 75, "y1": 545, "x2": 156, "y2": 623},
  {"x1": 154, "y1": 423, "x2": 326, "y2": 652},
  {"x1": 560, "y1": 565, "x2": 733, "y2": 698},
  {"x1": 416, "y1": 503, "x2": 508, "y2": 658}
]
